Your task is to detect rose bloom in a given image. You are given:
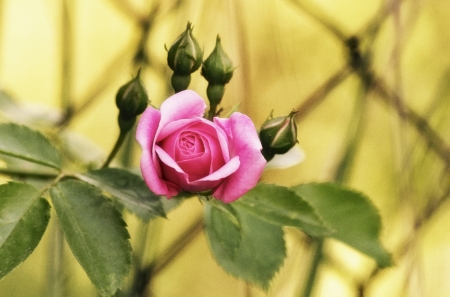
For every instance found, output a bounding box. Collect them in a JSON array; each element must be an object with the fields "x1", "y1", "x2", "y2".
[{"x1": 136, "y1": 90, "x2": 266, "y2": 203}]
